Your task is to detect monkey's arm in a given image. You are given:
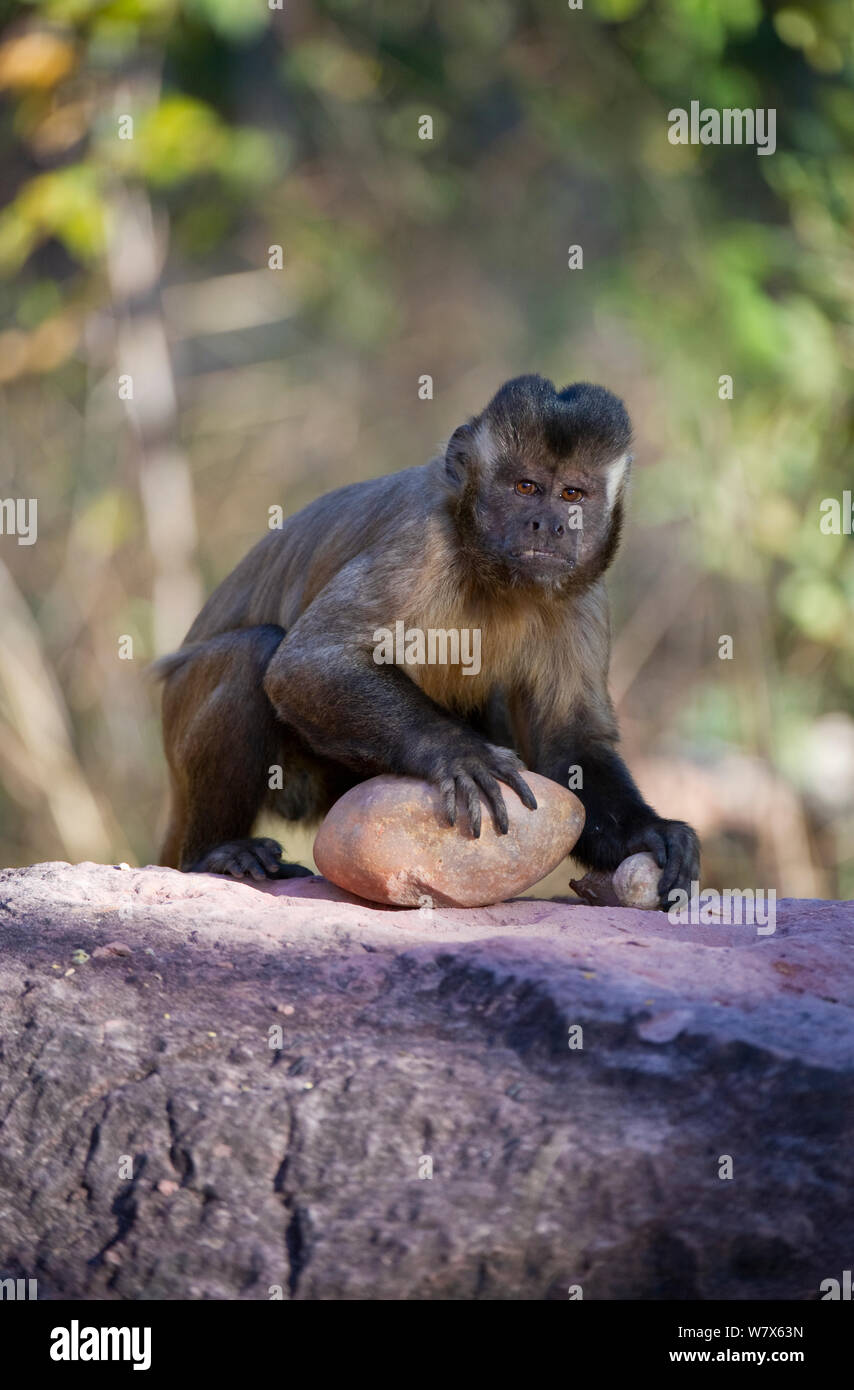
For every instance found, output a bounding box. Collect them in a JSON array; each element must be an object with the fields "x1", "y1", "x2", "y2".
[
  {"x1": 517, "y1": 687, "x2": 699, "y2": 909},
  {"x1": 555, "y1": 734, "x2": 698, "y2": 908},
  {"x1": 262, "y1": 560, "x2": 536, "y2": 836}
]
